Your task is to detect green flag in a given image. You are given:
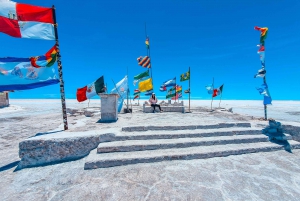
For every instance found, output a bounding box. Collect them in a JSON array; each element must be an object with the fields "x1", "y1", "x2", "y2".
[
  {"x1": 180, "y1": 70, "x2": 190, "y2": 82},
  {"x1": 134, "y1": 70, "x2": 149, "y2": 80}
]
